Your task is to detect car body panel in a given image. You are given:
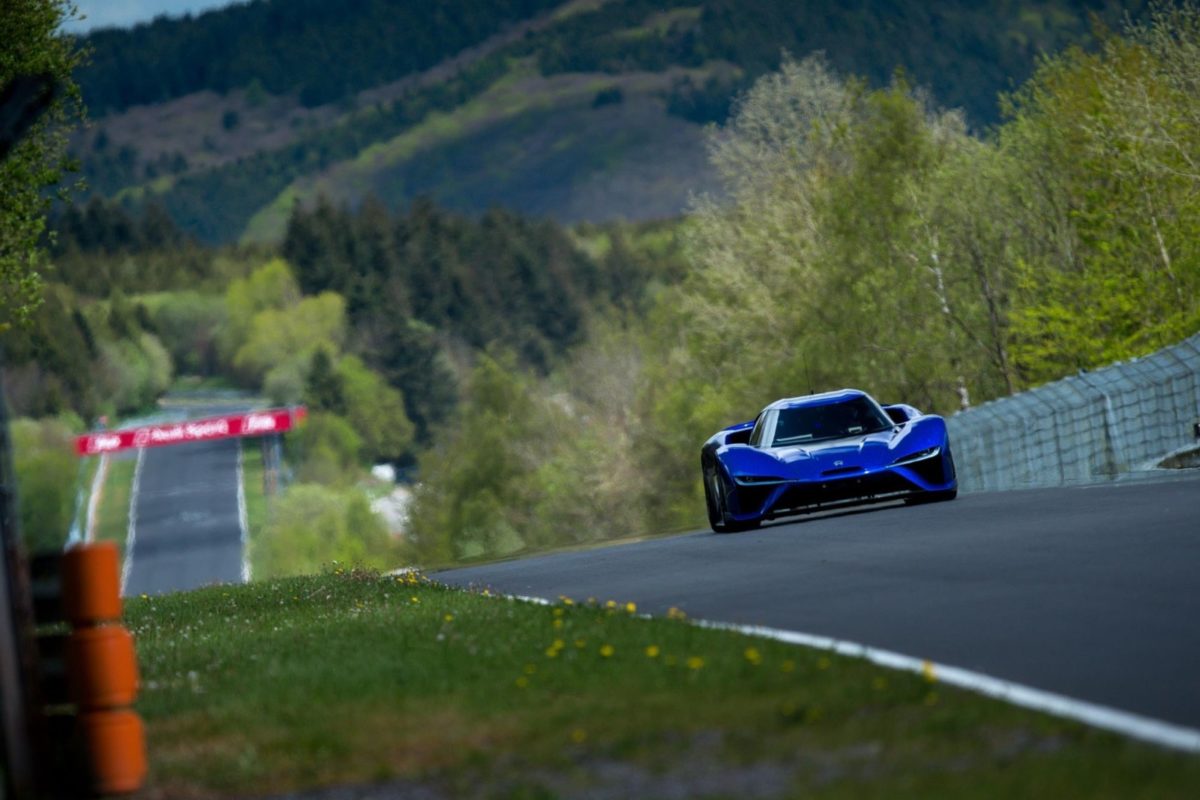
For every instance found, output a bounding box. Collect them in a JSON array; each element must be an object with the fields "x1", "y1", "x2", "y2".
[{"x1": 701, "y1": 389, "x2": 956, "y2": 527}]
